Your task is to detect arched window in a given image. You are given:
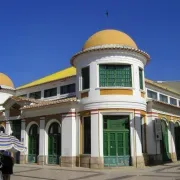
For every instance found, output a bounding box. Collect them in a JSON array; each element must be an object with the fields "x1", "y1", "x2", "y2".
[
  {"x1": 48, "y1": 122, "x2": 61, "y2": 164},
  {"x1": 161, "y1": 120, "x2": 170, "y2": 161},
  {"x1": 28, "y1": 124, "x2": 39, "y2": 163},
  {"x1": 174, "y1": 122, "x2": 180, "y2": 159}
]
